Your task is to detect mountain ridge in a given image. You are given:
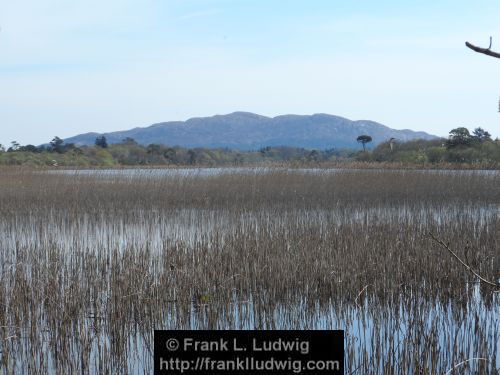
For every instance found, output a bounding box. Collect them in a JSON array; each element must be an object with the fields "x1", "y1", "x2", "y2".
[{"x1": 64, "y1": 112, "x2": 437, "y2": 150}]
